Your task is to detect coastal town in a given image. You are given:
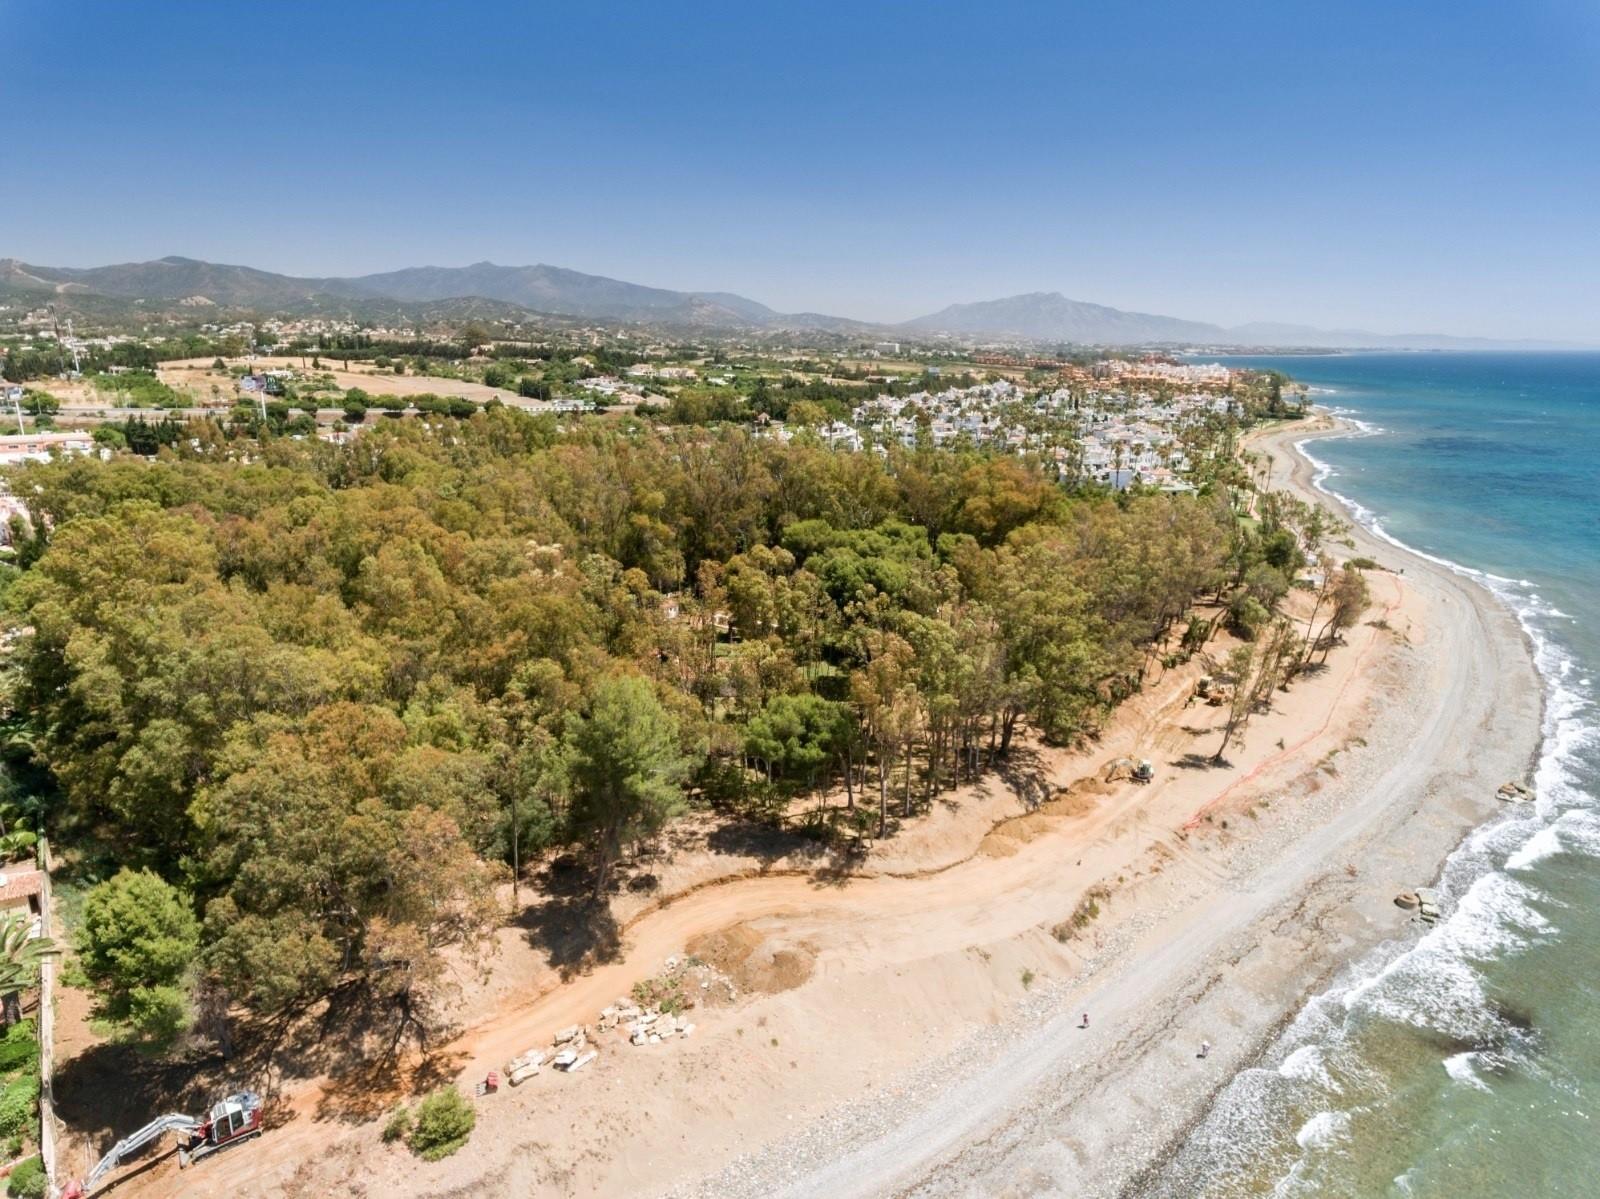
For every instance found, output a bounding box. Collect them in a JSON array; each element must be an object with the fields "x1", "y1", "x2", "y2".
[
  {"x1": 814, "y1": 362, "x2": 1238, "y2": 492},
  {"x1": 0, "y1": 308, "x2": 1278, "y2": 504}
]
